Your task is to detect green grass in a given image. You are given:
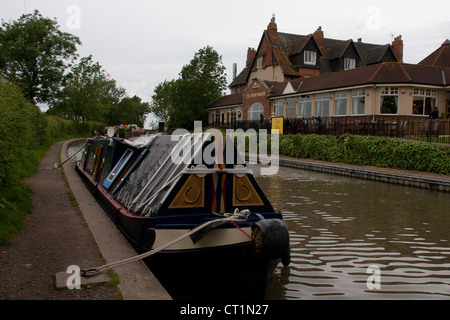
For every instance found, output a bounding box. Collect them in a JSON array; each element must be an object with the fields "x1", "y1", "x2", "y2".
[{"x1": 0, "y1": 183, "x2": 33, "y2": 246}]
